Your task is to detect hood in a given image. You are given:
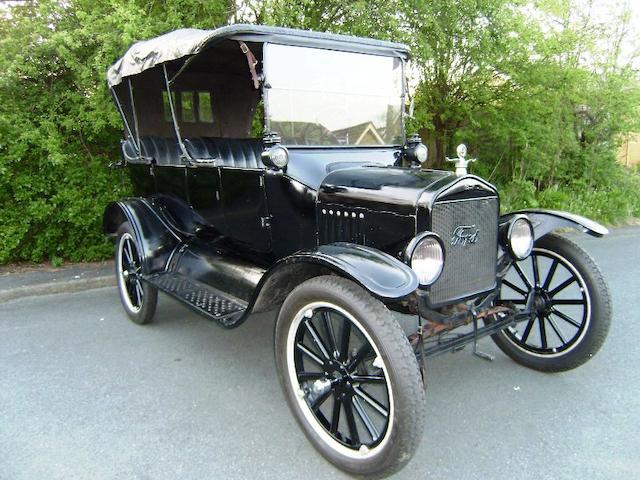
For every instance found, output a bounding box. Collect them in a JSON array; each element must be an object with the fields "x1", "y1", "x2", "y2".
[{"x1": 318, "y1": 166, "x2": 496, "y2": 216}]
